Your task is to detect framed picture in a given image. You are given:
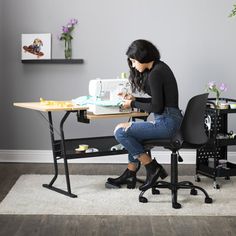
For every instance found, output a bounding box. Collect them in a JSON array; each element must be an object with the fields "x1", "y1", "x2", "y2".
[{"x1": 21, "y1": 33, "x2": 51, "y2": 60}]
